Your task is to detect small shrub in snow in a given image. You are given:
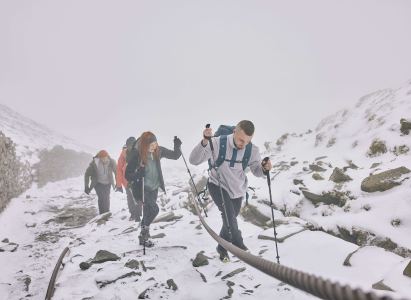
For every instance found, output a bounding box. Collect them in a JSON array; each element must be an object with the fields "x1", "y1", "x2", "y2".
[
  {"x1": 391, "y1": 219, "x2": 401, "y2": 227},
  {"x1": 326, "y1": 138, "x2": 336, "y2": 148},
  {"x1": 352, "y1": 140, "x2": 358, "y2": 148},
  {"x1": 361, "y1": 204, "x2": 371, "y2": 211},
  {"x1": 315, "y1": 133, "x2": 325, "y2": 147},
  {"x1": 264, "y1": 142, "x2": 271, "y2": 150},
  {"x1": 391, "y1": 145, "x2": 409, "y2": 156},
  {"x1": 343, "y1": 204, "x2": 351, "y2": 212},
  {"x1": 366, "y1": 138, "x2": 387, "y2": 157}
]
